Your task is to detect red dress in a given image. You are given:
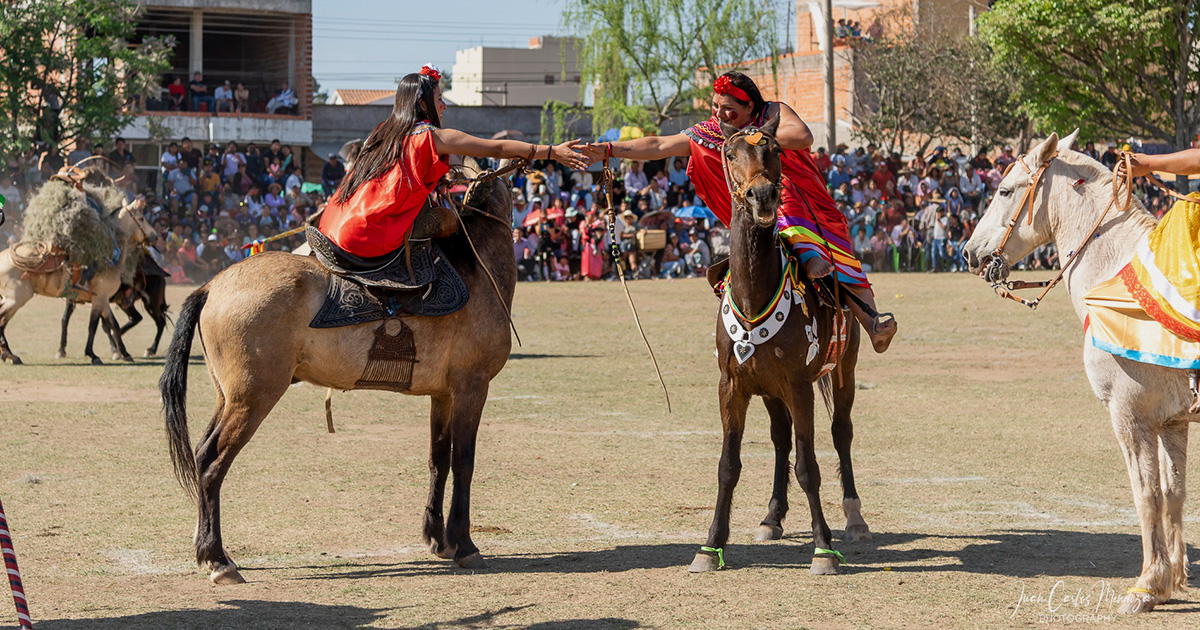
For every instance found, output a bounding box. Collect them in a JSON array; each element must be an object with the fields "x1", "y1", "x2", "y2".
[
  {"x1": 683, "y1": 108, "x2": 869, "y2": 289},
  {"x1": 318, "y1": 122, "x2": 449, "y2": 258}
]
